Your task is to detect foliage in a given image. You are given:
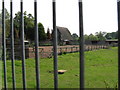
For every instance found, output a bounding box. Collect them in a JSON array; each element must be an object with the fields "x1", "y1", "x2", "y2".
[
  {"x1": 72, "y1": 33, "x2": 79, "y2": 40},
  {"x1": 14, "y1": 11, "x2": 34, "y2": 40},
  {"x1": 105, "y1": 31, "x2": 118, "y2": 39},
  {"x1": 84, "y1": 31, "x2": 106, "y2": 41},
  {"x1": 85, "y1": 34, "x2": 99, "y2": 41},
  {"x1": 24, "y1": 12, "x2": 34, "y2": 41},
  {"x1": 38, "y1": 23, "x2": 47, "y2": 41},
  {"x1": 14, "y1": 11, "x2": 46, "y2": 41},
  {"x1": 46, "y1": 28, "x2": 51, "y2": 40},
  {"x1": 14, "y1": 12, "x2": 21, "y2": 39},
  {"x1": 95, "y1": 31, "x2": 106, "y2": 40},
  {"x1": 0, "y1": 8, "x2": 10, "y2": 21},
  {"x1": 0, "y1": 9, "x2": 10, "y2": 38},
  {"x1": 2, "y1": 47, "x2": 118, "y2": 88},
  {"x1": 1, "y1": 9, "x2": 47, "y2": 41},
  {"x1": 0, "y1": 10, "x2": 2, "y2": 26}
]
